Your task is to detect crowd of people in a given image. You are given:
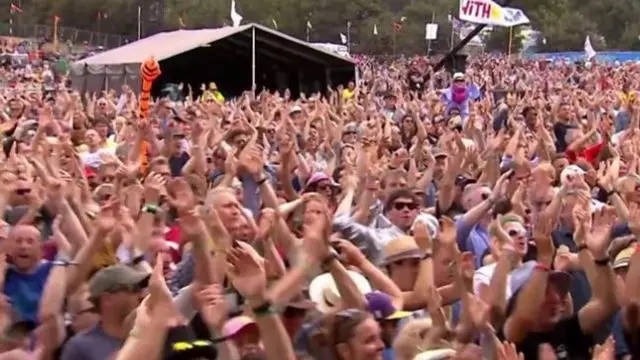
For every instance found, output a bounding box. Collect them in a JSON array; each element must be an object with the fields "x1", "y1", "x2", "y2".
[{"x1": 0, "y1": 39, "x2": 639, "y2": 360}]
